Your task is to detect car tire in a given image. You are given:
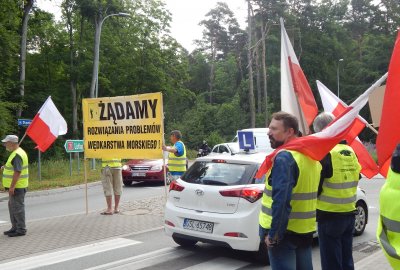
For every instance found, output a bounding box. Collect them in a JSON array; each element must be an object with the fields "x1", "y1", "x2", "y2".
[
  {"x1": 253, "y1": 241, "x2": 270, "y2": 265},
  {"x1": 123, "y1": 181, "x2": 133, "y2": 187},
  {"x1": 172, "y1": 235, "x2": 197, "y2": 247},
  {"x1": 354, "y1": 201, "x2": 368, "y2": 236}
]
